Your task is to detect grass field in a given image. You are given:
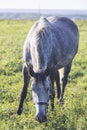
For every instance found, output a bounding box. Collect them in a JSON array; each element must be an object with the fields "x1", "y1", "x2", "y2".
[{"x1": 0, "y1": 19, "x2": 87, "y2": 130}]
